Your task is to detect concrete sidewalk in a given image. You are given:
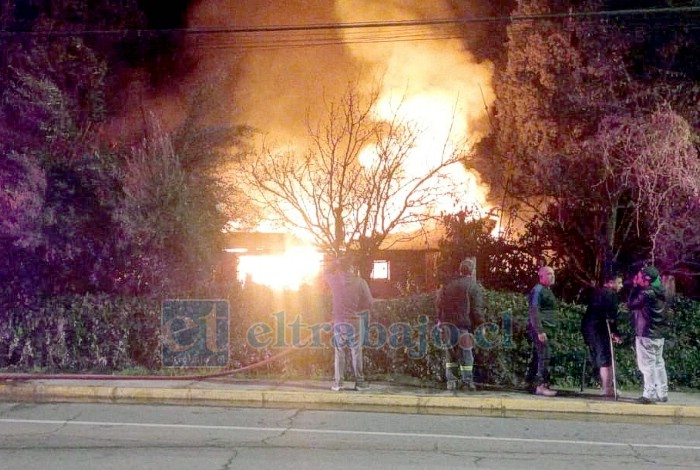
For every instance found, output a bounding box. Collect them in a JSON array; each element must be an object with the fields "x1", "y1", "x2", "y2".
[{"x1": 1, "y1": 375, "x2": 699, "y2": 423}]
